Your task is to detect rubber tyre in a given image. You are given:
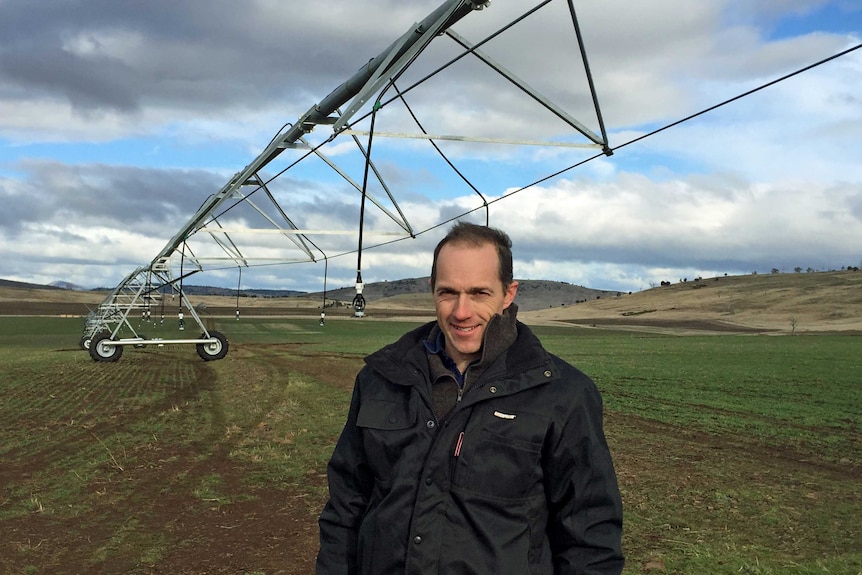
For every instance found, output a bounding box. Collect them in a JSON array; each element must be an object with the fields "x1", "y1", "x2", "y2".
[
  {"x1": 196, "y1": 331, "x2": 228, "y2": 361},
  {"x1": 79, "y1": 336, "x2": 91, "y2": 351},
  {"x1": 89, "y1": 332, "x2": 123, "y2": 362}
]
